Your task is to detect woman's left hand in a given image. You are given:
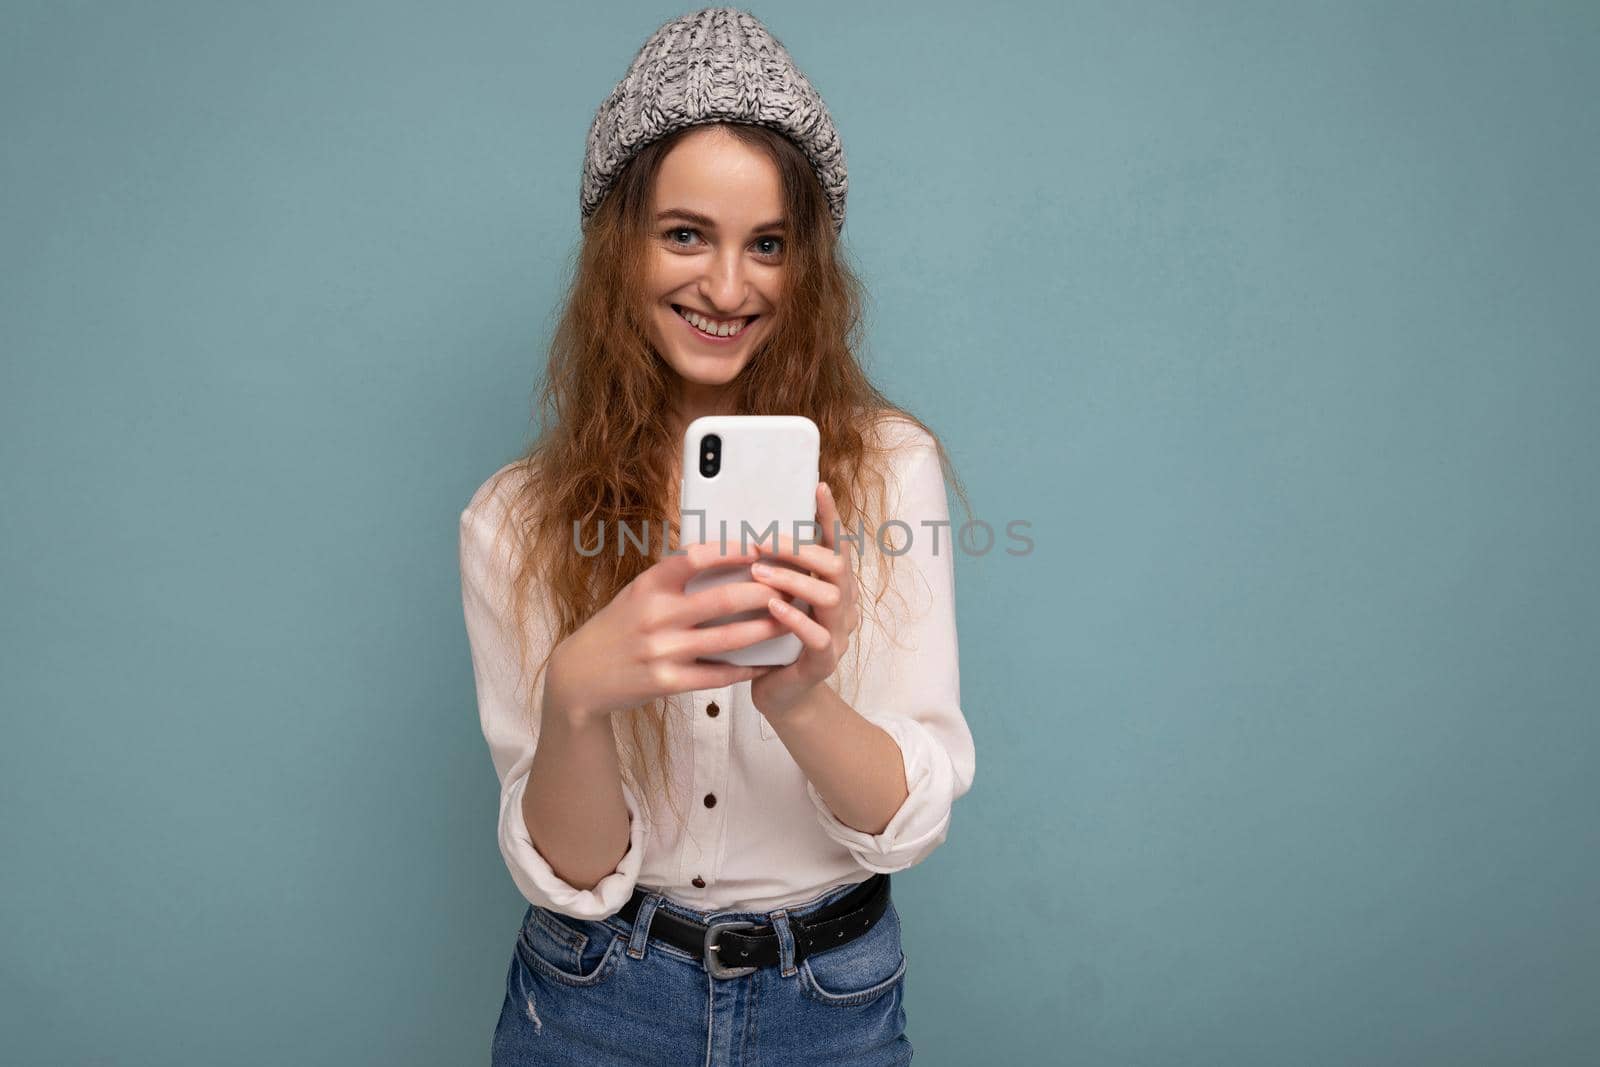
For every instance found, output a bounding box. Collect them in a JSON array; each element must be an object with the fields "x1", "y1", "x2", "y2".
[{"x1": 748, "y1": 481, "x2": 861, "y2": 721}]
